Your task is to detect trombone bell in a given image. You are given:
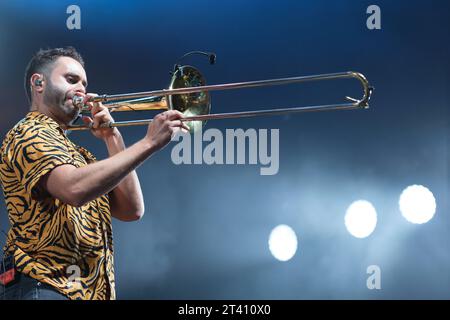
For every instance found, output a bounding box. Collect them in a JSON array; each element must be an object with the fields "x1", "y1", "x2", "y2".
[
  {"x1": 167, "y1": 66, "x2": 211, "y2": 132},
  {"x1": 79, "y1": 65, "x2": 211, "y2": 132}
]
